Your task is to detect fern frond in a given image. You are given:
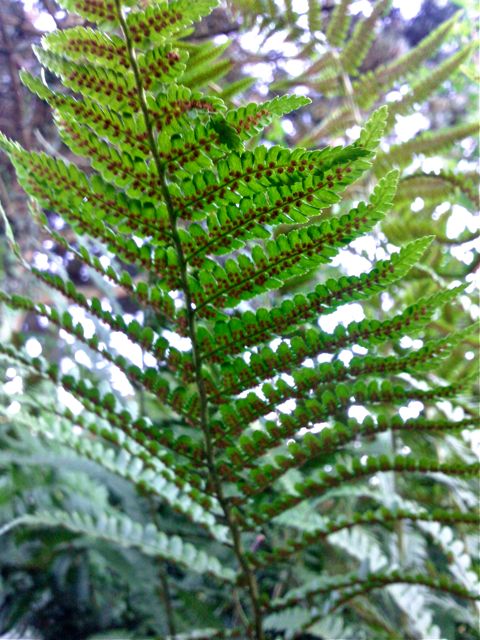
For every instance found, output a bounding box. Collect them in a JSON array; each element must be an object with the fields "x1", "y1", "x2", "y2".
[
  {"x1": 225, "y1": 414, "x2": 476, "y2": 498},
  {"x1": 37, "y1": 226, "x2": 176, "y2": 319},
  {"x1": 180, "y1": 146, "x2": 370, "y2": 266},
  {"x1": 175, "y1": 142, "x2": 368, "y2": 224},
  {"x1": 276, "y1": 50, "x2": 338, "y2": 90},
  {"x1": 252, "y1": 507, "x2": 479, "y2": 567},
  {"x1": 54, "y1": 0, "x2": 123, "y2": 25},
  {"x1": 225, "y1": 94, "x2": 311, "y2": 140},
  {"x1": 385, "y1": 44, "x2": 476, "y2": 129},
  {"x1": 33, "y1": 46, "x2": 140, "y2": 111},
  {"x1": 0, "y1": 135, "x2": 173, "y2": 261},
  {"x1": 0, "y1": 290, "x2": 169, "y2": 386},
  {"x1": 356, "y1": 104, "x2": 389, "y2": 151},
  {"x1": 220, "y1": 384, "x2": 476, "y2": 473},
  {"x1": 326, "y1": 0, "x2": 353, "y2": 47},
  {"x1": 1, "y1": 1, "x2": 477, "y2": 634},
  {"x1": 0, "y1": 343, "x2": 207, "y2": 477},
  {"x1": 307, "y1": 0, "x2": 322, "y2": 34},
  {"x1": 42, "y1": 25, "x2": 129, "y2": 69},
  {"x1": 25, "y1": 269, "x2": 171, "y2": 358},
  {"x1": 218, "y1": 325, "x2": 476, "y2": 433},
  {"x1": 22, "y1": 72, "x2": 152, "y2": 159},
  {"x1": 249, "y1": 456, "x2": 479, "y2": 521},
  {"x1": 4, "y1": 408, "x2": 225, "y2": 541},
  {"x1": 192, "y1": 171, "x2": 398, "y2": 313},
  {"x1": 395, "y1": 172, "x2": 480, "y2": 210},
  {"x1": 375, "y1": 121, "x2": 479, "y2": 172},
  {"x1": 219, "y1": 76, "x2": 256, "y2": 100},
  {"x1": 217, "y1": 378, "x2": 474, "y2": 461},
  {"x1": 299, "y1": 103, "x2": 355, "y2": 145},
  {"x1": 53, "y1": 406, "x2": 213, "y2": 505},
  {"x1": 0, "y1": 509, "x2": 235, "y2": 582},
  {"x1": 214, "y1": 285, "x2": 465, "y2": 401},
  {"x1": 268, "y1": 571, "x2": 479, "y2": 626},
  {"x1": 180, "y1": 40, "x2": 232, "y2": 88},
  {"x1": 340, "y1": 0, "x2": 391, "y2": 75},
  {"x1": 310, "y1": 65, "x2": 343, "y2": 96},
  {"x1": 355, "y1": 12, "x2": 460, "y2": 108},
  {"x1": 124, "y1": 0, "x2": 218, "y2": 48},
  {"x1": 57, "y1": 120, "x2": 166, "y2": 200},
  {"x1": 198, "y1": 236, "x2": 434, "y2": 359}
]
